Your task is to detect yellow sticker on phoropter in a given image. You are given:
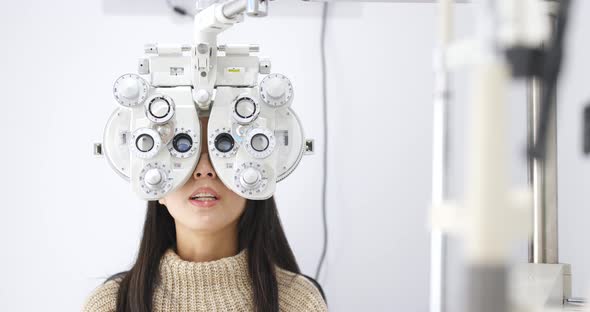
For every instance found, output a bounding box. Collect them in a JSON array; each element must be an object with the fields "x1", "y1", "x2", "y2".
[{"x1": 227, "y1": 67, "x2": 243, "y2": 73}]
